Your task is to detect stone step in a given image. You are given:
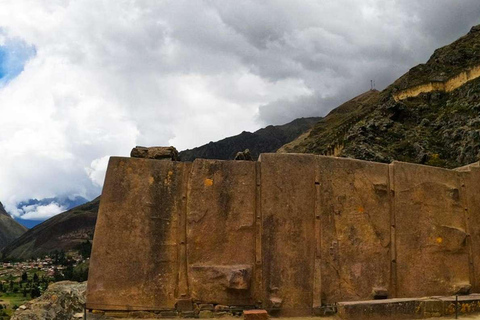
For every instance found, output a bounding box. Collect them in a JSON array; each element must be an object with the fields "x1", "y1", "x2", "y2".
[{"x1": 337, "y1": 294, "x2": 480, "y2": 319}]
